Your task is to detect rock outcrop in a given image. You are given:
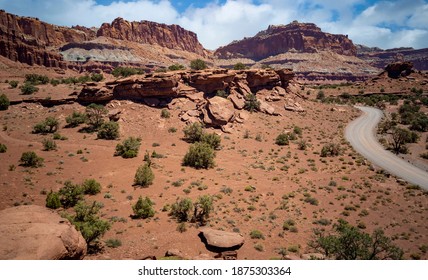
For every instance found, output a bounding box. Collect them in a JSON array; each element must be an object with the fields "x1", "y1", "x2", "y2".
[
  {"x1": 97, "y1": 17, "x2": 207, "y2": 57},
  {"x1": 385, "y1": 61, "x2": 414, "y2": 78},
  {"x1": 199, "y1": 228, "x2": 245, "y2": 249},
  {"x1": 214, "y1": 21, "x2": 356, "y2": 60},
  {"x1": 0, "y1": 205, "x2": 87, "y2": 260}
]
